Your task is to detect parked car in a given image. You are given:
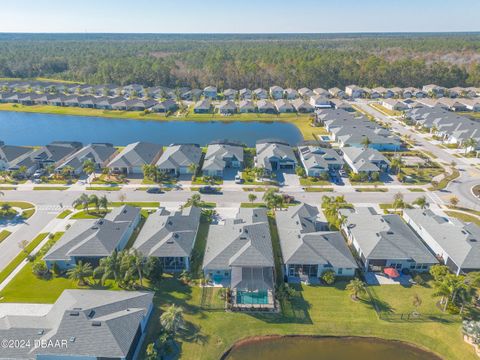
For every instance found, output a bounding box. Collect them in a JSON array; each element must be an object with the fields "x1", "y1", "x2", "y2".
[
  {"x1": 199, "y1": 186, "x2": 220, "y2": 194},
  {"x1": 146, "y1": 187, "x2": 163, "y2": 194},
  {"x1": 234, "y1": 174, "x2": 244, "y2": 184},
  {"x1": 32, "y1": 169, "x2": 45, "y2": 179},
  {"x1": 339, "y1": 170, "x2": 347, "y2": 177}
]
